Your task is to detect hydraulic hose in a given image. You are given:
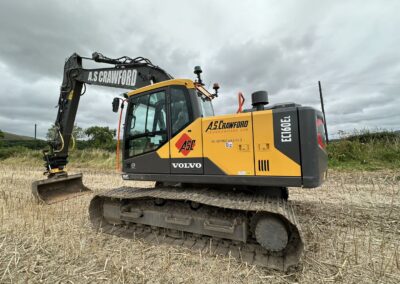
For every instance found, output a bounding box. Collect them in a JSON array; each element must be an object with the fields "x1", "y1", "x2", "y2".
[{"x1": 54, "y1": 130, "x2": 65, "y2": 153}]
